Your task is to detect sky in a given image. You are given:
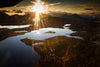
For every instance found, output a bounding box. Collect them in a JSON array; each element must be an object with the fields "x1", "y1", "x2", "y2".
[
  {"x1": 16, "y1": 0, "x2": 100, "y2": 14},
  {"x1": 47, "y1": 0, "x2": 100, "y2": 14},
  {"x1": 0, "y1": 0, "x2": 100, "y2": 15}
]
